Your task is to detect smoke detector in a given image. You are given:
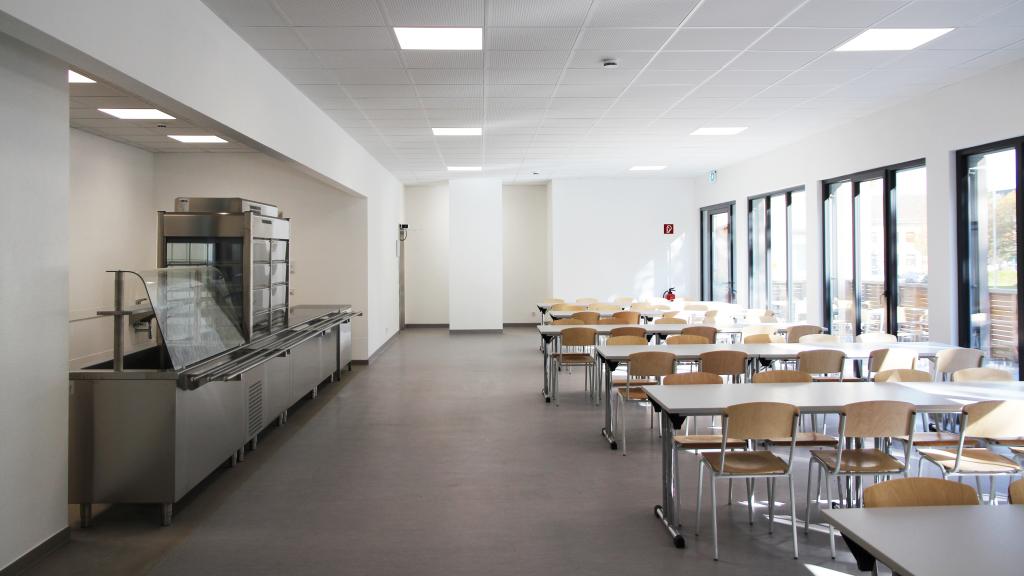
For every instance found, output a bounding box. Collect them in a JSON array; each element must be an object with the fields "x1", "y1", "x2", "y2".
[{"x1": 602, "y1": 58, "x2": 619, "y2": 69}]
